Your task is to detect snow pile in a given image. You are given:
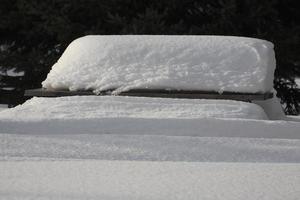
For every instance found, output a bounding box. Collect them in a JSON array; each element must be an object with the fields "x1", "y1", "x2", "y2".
[
  {"x1": 0, "y1": 96, "x2": 268, "y2": 120},
  {"x1": 42, "y1": 35, "x2": 276, "y2": 94}
]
